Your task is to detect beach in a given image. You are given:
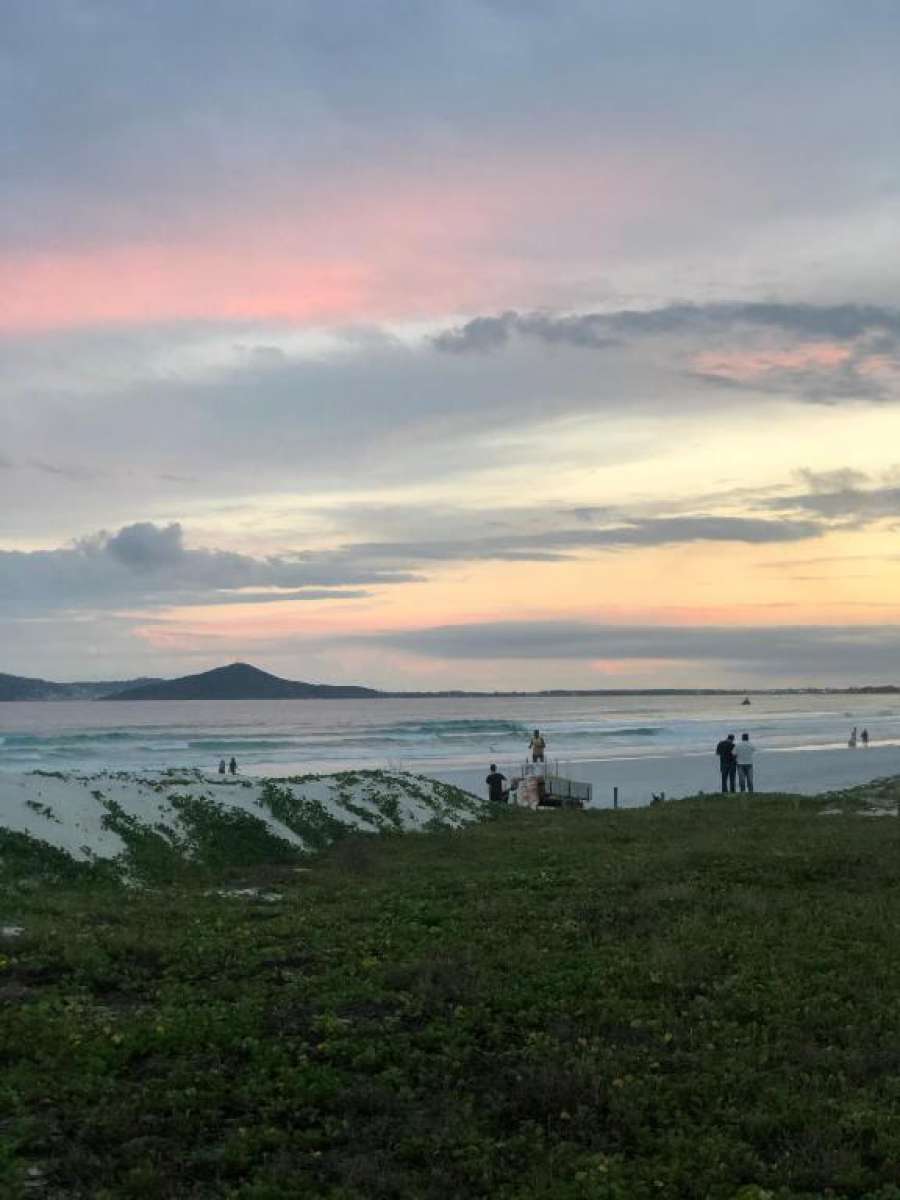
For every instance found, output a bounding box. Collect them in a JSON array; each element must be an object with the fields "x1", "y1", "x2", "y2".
[
  {"x1": 432, "y1": 742, "x2": 900, "y2": 808},
  {"x1": 2, "y1": 745, "x2": 899, "y2": 869},
  {"x1": 2, "y1": 694, "x2": 900, "y2": 814}
]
